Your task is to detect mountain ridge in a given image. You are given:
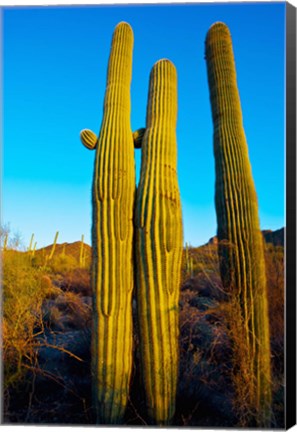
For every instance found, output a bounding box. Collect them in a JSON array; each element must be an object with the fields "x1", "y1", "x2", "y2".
[
  {"x1": 37, "y1": 227, "x2": 284, "y2": 259},
  {"x1": 207, "y1": 227, "x2": 284, "y2": 247}
]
